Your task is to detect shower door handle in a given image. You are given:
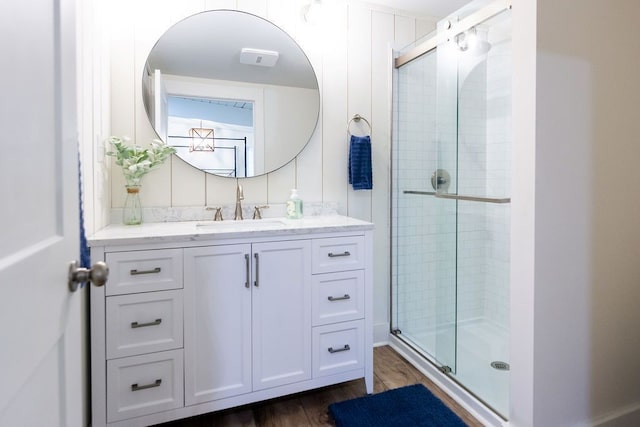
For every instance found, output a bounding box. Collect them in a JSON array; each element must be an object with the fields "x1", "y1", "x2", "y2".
[
  {"x1": 403, "y1": 190, "x2": 510, "y2": 204},
  {"x1": 403, "y1": 190, "x2": 436, "y2": 195},
  {"x1": 435, "y1": 194, "x2": 511, "y2": 204}
]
